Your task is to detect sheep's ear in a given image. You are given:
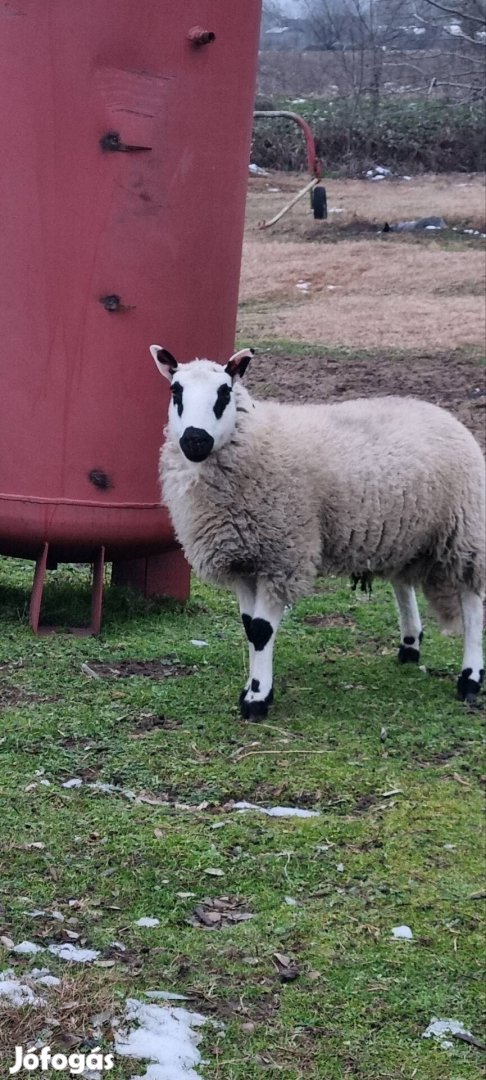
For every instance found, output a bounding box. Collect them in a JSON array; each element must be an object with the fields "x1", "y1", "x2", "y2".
[
  {"x1": 225, "y1": 347, "x2": 254, "y2": 380},
  {"x1": 150, "y1": 345, "x2": 178, "y2": 380}
]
